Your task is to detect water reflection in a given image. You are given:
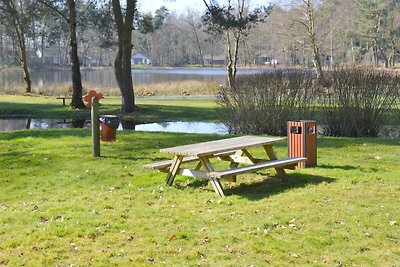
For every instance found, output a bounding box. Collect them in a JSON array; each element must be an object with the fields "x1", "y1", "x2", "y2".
[
  {"x1": 0, "y1": 118, "x2": 399, "y2": 137},
  {"x1": 0, "y1": 119, "x2": 229, "y2": 134},
  {"x1": 132, "y1": 121, "x2": 228, "y2": 134},
  {"x1": 0, "y1": 119, "x2": 90, "y2": 131}
]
